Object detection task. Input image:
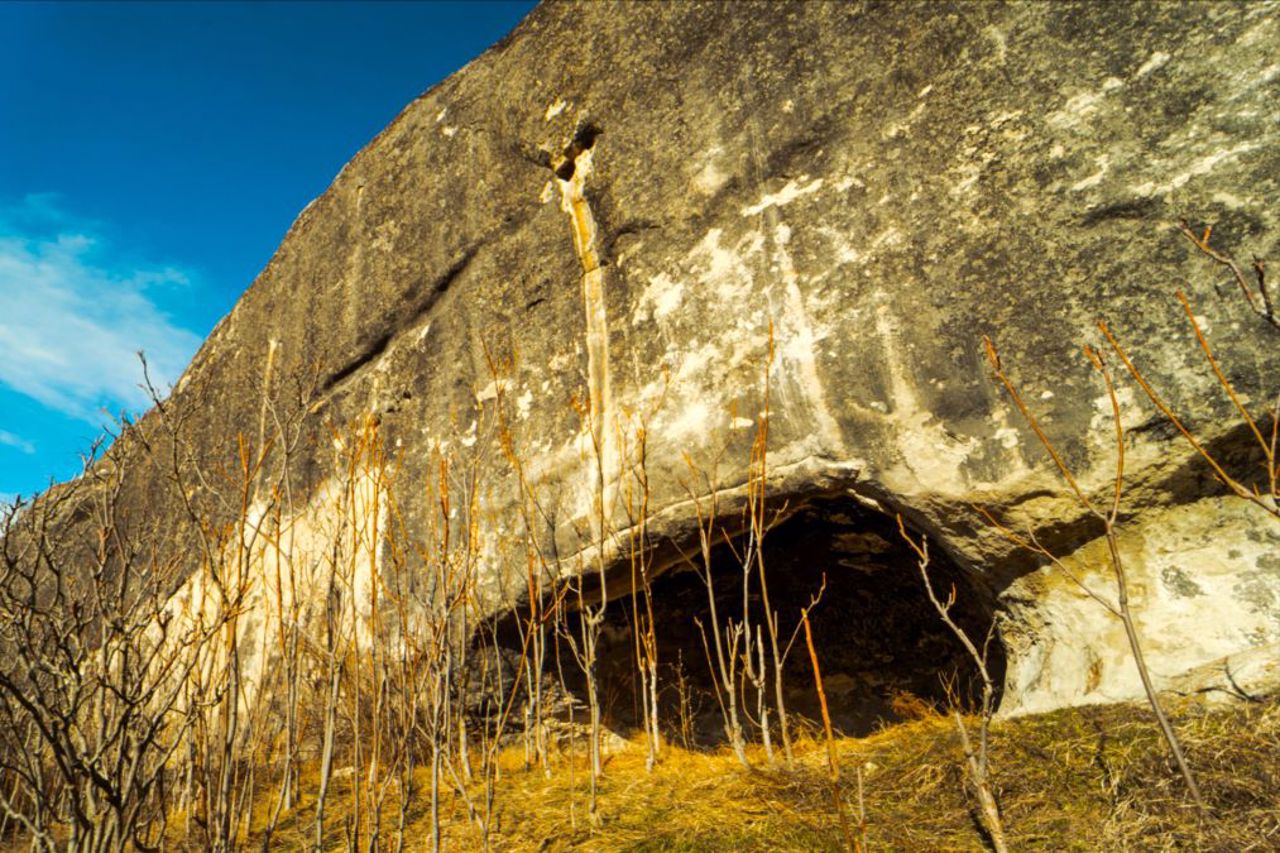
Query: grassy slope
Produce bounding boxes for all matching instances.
[246,694,1279,852]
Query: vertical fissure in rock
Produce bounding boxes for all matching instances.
[556,124,616,520]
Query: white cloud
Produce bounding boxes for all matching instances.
[0,195,203,423]
[0,430,35,454]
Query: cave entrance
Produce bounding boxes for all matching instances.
[550,496,1005,743]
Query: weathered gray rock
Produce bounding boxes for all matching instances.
[54,1,1280,716]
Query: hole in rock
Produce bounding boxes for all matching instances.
[571,122,600,151]
[554,158,576,181]
[502,497,1005,745]
[553,122,602,181]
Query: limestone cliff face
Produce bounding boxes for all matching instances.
[88,1,1280,713]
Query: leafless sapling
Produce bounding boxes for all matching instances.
[898,516,1007,853]
[982,337,1208,816]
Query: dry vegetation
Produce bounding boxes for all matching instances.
[0,224,1274,852]
[214,694,1280,852]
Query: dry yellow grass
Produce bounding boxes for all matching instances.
[185,694,1278,852]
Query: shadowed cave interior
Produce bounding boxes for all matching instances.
[499,498,1006,743]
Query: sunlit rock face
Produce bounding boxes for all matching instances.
[56,1,1280,716]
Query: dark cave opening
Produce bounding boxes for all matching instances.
[503,497,1006,744]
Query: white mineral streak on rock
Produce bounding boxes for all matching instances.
[667,399,712,440]
[1251,62,1279,87]
[475,378,507,403]
[164,464,389,717]
[1166,142,1260,191]
[1070,153,1111,192]
[544,98,567,121]
[804,224,863,273]
[869,227,904,251]
[633,271,684,323]
[1135,50,1171,78]
[1046,90,1108,130]
[691,145,729,195]
[692,228,754,303]
[515,389,534,420]
[950,147,997,198]
[632,228,773,448]
[741,181,846,457]
[740,176,824,216]
[994,426,1019,449]
[873,303,979,495]
[557,144,617,521]
[1088,384,1143,435]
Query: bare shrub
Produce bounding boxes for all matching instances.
[981,337,1207,816]
[798,587,858,853]
[0,438,235,852]
[898,517,1007,853]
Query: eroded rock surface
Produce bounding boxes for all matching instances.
[55,1,1280,716]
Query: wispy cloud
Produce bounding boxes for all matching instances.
[0,430,35,454]
[0,195,203,423]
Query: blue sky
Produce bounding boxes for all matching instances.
[0,0,535,504]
